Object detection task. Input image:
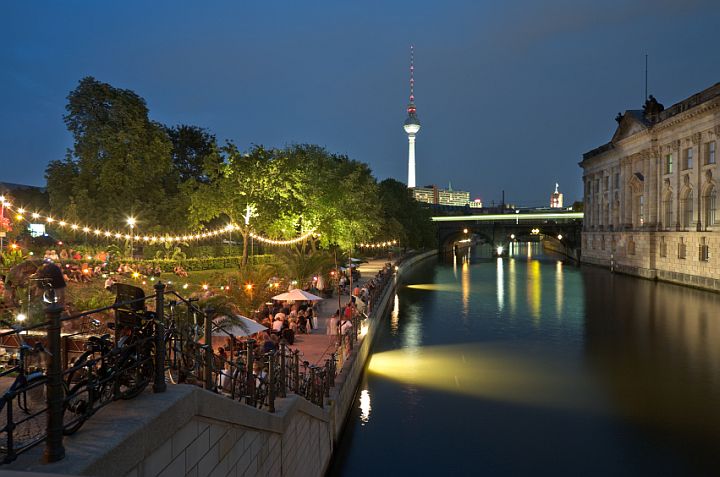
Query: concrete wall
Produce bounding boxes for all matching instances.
[14,251,437,477]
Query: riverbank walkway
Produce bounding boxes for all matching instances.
[288,258,388,365]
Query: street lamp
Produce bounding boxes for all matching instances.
[126,217,136,259]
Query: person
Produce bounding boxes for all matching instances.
[327,310,339,336]
[340,316,353,336]
[272,313,285,333]
[104,275,116,290]
[35,259,67,307]
[297,310,308,334]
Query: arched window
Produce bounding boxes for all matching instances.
[662,192,673,229]
[705,186,717,227]
[681,189,694,229]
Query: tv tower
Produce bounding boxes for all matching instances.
[404,45,420,188]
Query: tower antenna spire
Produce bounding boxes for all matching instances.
[409,44,415,105]
[403,44,421,188]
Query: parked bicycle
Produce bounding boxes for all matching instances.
[0,322,50,463]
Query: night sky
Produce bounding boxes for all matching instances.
[1,0,719,206]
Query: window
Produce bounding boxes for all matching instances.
[665,154,673,174]
[705,187,717,227]
[707,141,716,165]
[595,179,600,193]
[601,235,605,250]
[659,236,667,258]
[614,172,620,189]
[681,190,694,229]
[604,176,609,191]
[633,194,644,227]
[604,204,610,226]
[678,237,687,259]
[699,237,710,262]
[627,236,636,256]
[683,148,694,170]
[663,195,673,229]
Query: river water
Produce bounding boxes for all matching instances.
[329,243,720,476]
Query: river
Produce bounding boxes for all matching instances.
[329,243,720,476]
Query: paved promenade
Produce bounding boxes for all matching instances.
[290,258,387,365]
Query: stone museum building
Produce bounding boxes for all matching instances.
[580,82,720,290]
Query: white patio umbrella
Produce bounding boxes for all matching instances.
[272,289,324,302]
[212,315,267,338]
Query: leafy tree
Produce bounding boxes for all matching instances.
[189,143,298,265]
[46,77,180,231]
[378,179,436,249]
[166,125,216,184]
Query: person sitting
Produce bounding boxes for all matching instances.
[297,311,308,334]
[272,313,285,334]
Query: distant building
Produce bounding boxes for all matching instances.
[412,184,479,207]
[579,81,720,291]
[550,183,564,208]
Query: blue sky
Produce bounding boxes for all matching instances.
[1,0,719,206]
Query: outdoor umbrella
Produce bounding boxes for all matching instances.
[212,315,267,338]
[271,289,324,302]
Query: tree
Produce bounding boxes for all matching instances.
[166,125,216,184]
[46,77,180,232]
[189,143,298,265]
[378,179,436,249]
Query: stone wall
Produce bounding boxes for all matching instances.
[583,231,720,291]
[14,251,438,477]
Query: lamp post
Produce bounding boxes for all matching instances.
[126,217,136,259]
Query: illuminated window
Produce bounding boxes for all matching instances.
[683,148,694,170]
[705,187,717,227]
[706,141,716,165]
[680,189,693,229]
[665,154,673,174]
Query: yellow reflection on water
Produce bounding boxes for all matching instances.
[462,260,470,316]
[527,260,541,320]
[556,261,564,317]
[390,294,400,335]
[359,389,371,424]
[406,284,461,292]
[496,257,504,312]
[509,258,516,314]
[367,344,599,413]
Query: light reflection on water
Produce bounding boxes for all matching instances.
[332,244,720,476]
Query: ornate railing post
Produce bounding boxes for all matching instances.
[324,358,331,398]
[267,351,276,413]
[204,308,214,391]
[153,281,166,393]
[292,349,300,393]
[309,365,316,404]
[43,302,65,463]
[279,340,287,397]
[245,339,255,406]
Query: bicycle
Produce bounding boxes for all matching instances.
[0,323,50,462]
[62,333,118,435]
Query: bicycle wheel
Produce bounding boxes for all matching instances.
[63,380,92,435]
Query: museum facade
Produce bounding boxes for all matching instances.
[580,82,720,290]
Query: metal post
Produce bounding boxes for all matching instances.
[245,339,255,405]
[267,352,276,413]
[204,309,214,391]
[292,349,300,393]
[153,282,166,393]
[309,366,316,404]
[43,302,65,463]
[324,358,331,398]
[279,340,287,397]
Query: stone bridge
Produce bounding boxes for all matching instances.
[432,211,584,260]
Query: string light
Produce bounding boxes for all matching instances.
[6,203,316,246]
[249,229,317,245]
[359,240,398,248]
